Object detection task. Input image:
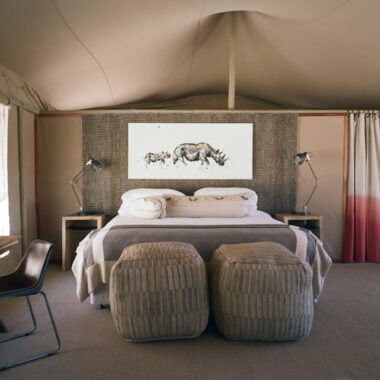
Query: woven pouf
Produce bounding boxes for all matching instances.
[110,242,209,342]
[210,242,314,341]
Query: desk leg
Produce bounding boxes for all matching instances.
[62,219,68,271]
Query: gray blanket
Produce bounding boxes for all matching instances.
[72,224,331,302]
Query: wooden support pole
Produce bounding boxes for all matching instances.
[228,12,237,110]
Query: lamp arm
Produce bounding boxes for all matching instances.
[70,181,83,213]
[302,161,320,213]
[69,167,86,213]
[70,167,85,183]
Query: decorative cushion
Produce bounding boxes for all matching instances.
[166,193,256,218]
[194,187,257,210]
[129,196,166,219]
[118,188,184,215]
[210,242,314,341]
[110,242,209,342]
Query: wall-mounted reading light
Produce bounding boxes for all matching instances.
[69,157,103,214]
[294,152,319,215]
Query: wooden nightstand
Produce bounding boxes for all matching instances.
[61,214,106,271]
[274,213,323,239]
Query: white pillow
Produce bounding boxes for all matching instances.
[166,194,256,218]
[121,188,185,204]
[193,187,258,211]
[118,203,132,216]
[129,197,166,219]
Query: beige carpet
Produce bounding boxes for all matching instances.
[1,263,380,379]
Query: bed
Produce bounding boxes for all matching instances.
[71,188,332,306]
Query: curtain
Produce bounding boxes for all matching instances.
[344,111,380,262]
[0,104,9,235]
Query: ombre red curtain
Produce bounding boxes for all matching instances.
[344,111,380,262]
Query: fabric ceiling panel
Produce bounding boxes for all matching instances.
[0,0,379,110]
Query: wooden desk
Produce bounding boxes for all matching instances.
[0,235,18,333]
[0,235,18,256]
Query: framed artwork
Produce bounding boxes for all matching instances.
[128,122,253,179]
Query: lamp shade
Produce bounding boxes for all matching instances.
[86,158,103,171]
[294,152,313,165]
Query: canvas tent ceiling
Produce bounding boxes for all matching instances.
[0,0,379,111]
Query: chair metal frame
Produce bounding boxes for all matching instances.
[0,240,61,371]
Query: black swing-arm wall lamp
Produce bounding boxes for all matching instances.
[294,152,319,215]
[69,157,103,214]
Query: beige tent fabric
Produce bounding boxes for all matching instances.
[1,1,380,111]
[0,64,53,112]
[115,94,283,110]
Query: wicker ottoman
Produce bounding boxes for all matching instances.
[110,242,209,342]
[210,242,314,341]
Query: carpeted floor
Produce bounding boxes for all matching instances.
[1,263,380,379]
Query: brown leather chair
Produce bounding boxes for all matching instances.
[0,239,61,371]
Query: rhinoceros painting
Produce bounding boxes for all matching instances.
[128,122,253,179]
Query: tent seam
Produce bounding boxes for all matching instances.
[51,0,115,105]
[280,0,352,36]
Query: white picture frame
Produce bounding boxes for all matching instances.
[128,123,253,179]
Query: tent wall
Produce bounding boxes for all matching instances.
[298,115,346,258]
[37,115,82,263]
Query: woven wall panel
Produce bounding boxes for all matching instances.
[82,112,297,215]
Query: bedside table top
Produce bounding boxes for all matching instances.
[274,213,322,221]
[62,214,106,222]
